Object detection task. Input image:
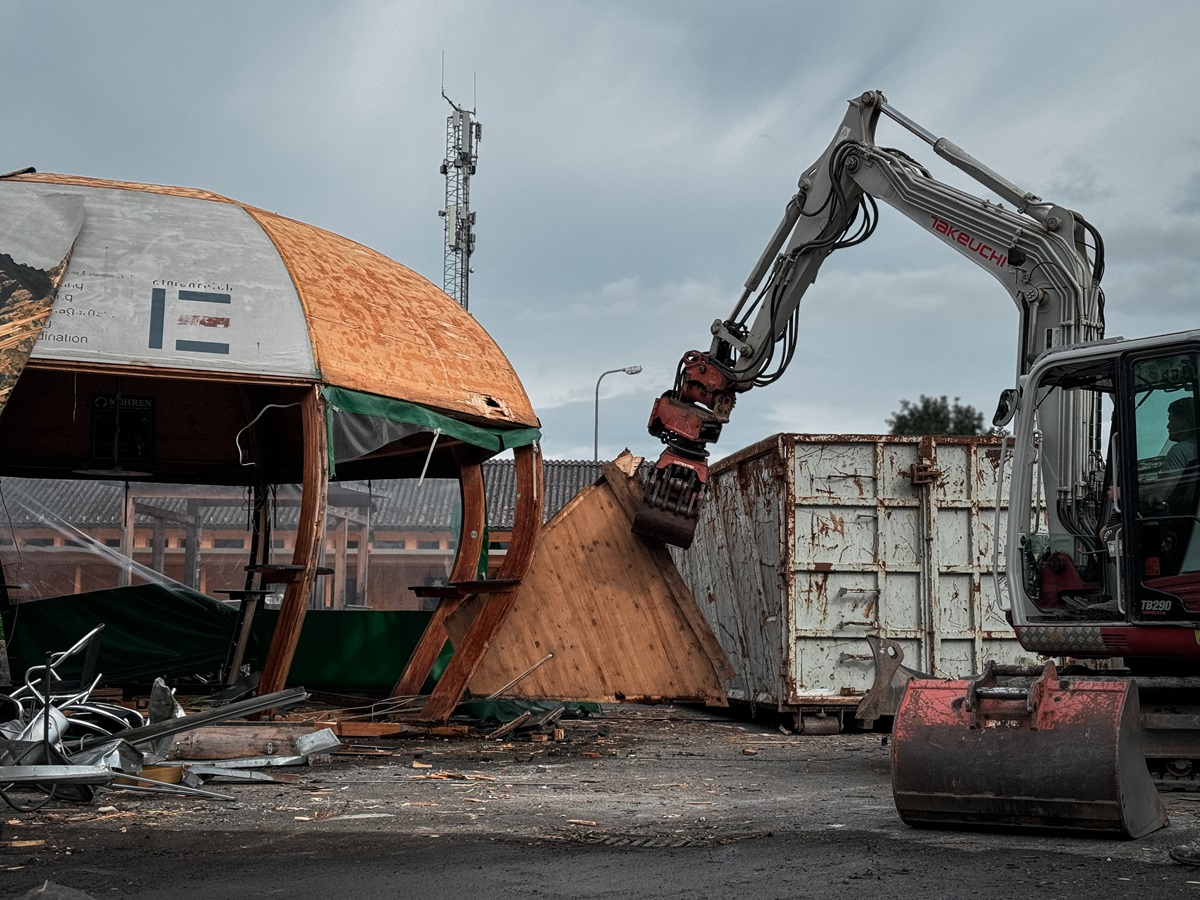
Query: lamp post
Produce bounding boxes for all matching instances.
[594,365,642,461]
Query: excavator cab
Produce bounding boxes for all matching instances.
[1005,341,1200,631]
[1123,355,1200,619]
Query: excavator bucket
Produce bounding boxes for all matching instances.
[891,660,1167,839]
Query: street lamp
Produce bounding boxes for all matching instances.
[594,365,642,461]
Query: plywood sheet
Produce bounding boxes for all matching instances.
[463,453,731,705]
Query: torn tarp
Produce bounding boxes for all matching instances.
[0,188,85,415]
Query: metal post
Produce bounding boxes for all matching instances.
[593,366,642,461]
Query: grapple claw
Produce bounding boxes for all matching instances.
[632,503,699,549]
[632,454,707,549]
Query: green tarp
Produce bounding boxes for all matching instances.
[3,585,450,693]
[252,608,451,694]
[322,385,540,462]
[458,698,601,724]
[3,583,238,683]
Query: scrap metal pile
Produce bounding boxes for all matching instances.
[0,626,337,811]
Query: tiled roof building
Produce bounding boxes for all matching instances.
[0,460,606,611]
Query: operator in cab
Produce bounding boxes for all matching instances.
[1142,399,1199,514]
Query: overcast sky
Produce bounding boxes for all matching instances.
[5,1,1200,461]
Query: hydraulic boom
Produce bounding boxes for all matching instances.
[634,90,1105,547]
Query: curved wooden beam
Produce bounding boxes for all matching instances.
[419,440,544,722]
[391,449,488,698]
[257,386,328,697]
[494,443,544,582]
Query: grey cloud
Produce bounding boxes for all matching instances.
[1170,173,1200,216]
[3,1,1200,460]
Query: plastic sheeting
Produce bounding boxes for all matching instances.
[0,181,319,378]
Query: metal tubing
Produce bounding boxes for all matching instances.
[75,687,309,751]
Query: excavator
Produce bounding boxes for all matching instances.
[633,90,1200,838]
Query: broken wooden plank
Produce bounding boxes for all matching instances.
[484,710,532,740]
[164,722,330,760]
[320,721,469,739]
[525,704,567,729]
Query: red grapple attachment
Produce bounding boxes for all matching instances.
[890,660,1168,839]
[634,350,738,549]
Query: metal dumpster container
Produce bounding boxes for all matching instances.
[674,433,1038,728]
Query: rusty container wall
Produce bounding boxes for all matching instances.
[675,433,1038,717]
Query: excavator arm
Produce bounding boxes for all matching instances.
[635,90,1105,547]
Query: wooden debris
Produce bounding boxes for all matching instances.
[165,722,328,761]
[138,765,184,784]
[484,710,532,740]
[525,704,567,729]
[332,747,394,758]
[319,721,468,739]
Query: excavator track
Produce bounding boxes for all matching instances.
[1134,680,1200,792]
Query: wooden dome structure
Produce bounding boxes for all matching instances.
[0,172,543,718]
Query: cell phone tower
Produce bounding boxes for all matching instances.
[438,90,480,311]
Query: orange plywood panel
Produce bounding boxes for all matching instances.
[463,454,731,705]
[244,206,537,428]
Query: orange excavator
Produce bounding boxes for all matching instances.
[634,90,1200,838]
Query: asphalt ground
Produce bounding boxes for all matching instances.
[5,704,1200,899]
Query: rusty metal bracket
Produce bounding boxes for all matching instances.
[901,436,942,485]
[903,461,943,485]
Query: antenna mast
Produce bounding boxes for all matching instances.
[438,84,481,311]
